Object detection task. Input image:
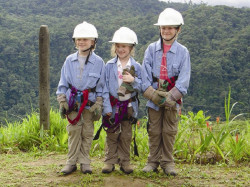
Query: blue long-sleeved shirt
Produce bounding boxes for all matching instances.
[56,51,108,109]
[102,56,142,118]
[141,39,191,111]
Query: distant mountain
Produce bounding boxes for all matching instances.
[0,0,249,124]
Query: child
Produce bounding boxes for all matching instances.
[102,27,142,174]
[56,21,107,175]
[141,8,191,176]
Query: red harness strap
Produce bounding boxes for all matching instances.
[166,77,182,105]
[153,74,182,105]
[67,90,89,125]
[102,95,129,133]
[109,95,118,107]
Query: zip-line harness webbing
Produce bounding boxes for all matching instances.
[66,84,96,125]
[152,74,181,104]
[67,86,89,125]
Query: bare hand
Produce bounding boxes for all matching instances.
[122,71,135,83]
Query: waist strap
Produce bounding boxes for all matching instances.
[152,75,181,104]
[67,85,90,125]
[152,75,178,90]
[69,83,96,93]
[110,94,137,107]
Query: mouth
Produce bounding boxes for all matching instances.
[117,50,124,54]
[163,33,171,36]
[163,34,172,38]
[118,52,126,56]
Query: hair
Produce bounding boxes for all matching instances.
[110,43,135,57]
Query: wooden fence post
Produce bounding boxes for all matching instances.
[39,25,50,130]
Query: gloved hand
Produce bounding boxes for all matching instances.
[143,86,165,106]
[89,97,103,121]
[156,90,176,108]
[117,82,134,96]
[117,66,136,96]
[59,101,69,118]
[57,94,69,119]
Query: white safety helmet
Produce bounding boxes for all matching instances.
[154,8,184,26]
[109,27,138,45]
[72,21,98,39]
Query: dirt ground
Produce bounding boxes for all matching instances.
[0,152,249,187]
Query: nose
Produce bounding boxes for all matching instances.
[116,47,123,52]
[163,28,170,32]
[79,39,87,43]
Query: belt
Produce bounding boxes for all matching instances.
[152,74,178,91]
[69,84,96,93]
[110,94,138,107]
[152,75,178,84]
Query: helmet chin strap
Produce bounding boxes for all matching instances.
[81,46,92,53]
[162,33,176,42]
[161,33,177,42]
[76,39,97,64]
[75,38,97,53]
[160,27,180,42]
[81,46,94,65]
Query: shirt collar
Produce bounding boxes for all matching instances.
[71,51,95,64]
[71,51,78,61]
[117,57,131,69]
[155,39,178,54]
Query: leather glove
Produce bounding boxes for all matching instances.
[57,94,66,103]
[59,101,68,119]
[169,87,183,101]
[117,82,134,96]
[57,94,69,119]
[89,97,103,121]
[143,86,165,106]
[156,90,176,108]
[118,66,136,97]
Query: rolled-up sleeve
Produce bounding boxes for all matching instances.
[102,65,112,115]
[131,62,142,93]
[56,60,69,96]
[95,61,106,97]
[141,46,154,92]
[175,48,191,95]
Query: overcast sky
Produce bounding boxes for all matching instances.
[159,0,250,8]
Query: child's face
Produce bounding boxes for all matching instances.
[160,26,178,42]
[75,38,94,51]
[115,43,132,61]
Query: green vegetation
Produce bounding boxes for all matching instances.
[1,109,249,164]
[0,0,249,124]
[0,88,249,186]
[0,109,249,186]
[1,1,249,185]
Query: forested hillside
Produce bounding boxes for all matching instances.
[0,0,249,124]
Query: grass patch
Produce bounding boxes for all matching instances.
[0,152,249,187]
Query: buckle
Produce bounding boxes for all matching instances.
[108,118,115,125]
[129,117,137,124]
[115,124,121,134]
[87,100,91,106]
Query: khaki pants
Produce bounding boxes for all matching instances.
[104,107,133,166]
[147,107,178,169]
[66,109,94,165]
